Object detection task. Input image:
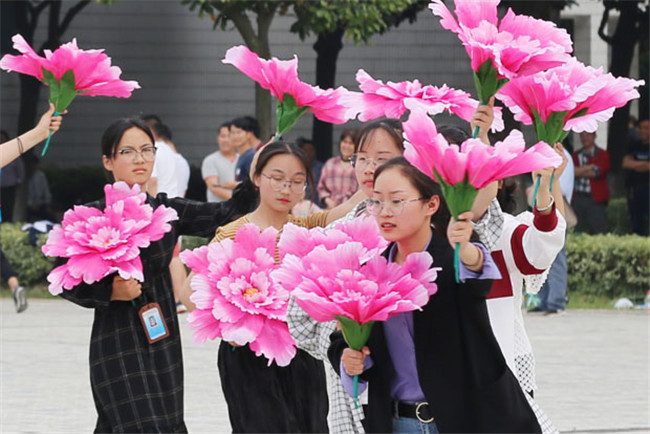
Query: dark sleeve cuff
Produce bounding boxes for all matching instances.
[533,202,558,232]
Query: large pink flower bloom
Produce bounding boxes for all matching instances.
[223,45,353,135]
[277,215,389,263]
[274,244,437,325]
[429,0,572,102]
[181,224,296,367]
[344,69,504,132]
[42,182,178,295]
[0,34,139,111]
[497,58,645,141]
[274,219,438,350]
[403,108,561,217]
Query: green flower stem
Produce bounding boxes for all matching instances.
[41,111,60,156]
[454,242,460,283]
[335,316,375,408]
[472,101,486,139]
[531,174,541,208]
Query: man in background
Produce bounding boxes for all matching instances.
[202,121,238,202]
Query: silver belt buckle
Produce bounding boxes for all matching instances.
[415,402,434,423]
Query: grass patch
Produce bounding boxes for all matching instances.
[0,283,55,300]
[567,293,634,310]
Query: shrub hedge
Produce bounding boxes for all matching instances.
[606,197,631,235]
[2,221,647,299]
[566,232,649,298]
[0,223,55,286]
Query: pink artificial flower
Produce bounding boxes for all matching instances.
[181,224,296,367]
[429,0,572,102]
[277,215,389,263]
[402,108,562,209]
[273,241,438,326]
[42,182,178,295]
[0,34,139,103]
[223,45,353,134]
[497,58,645,137]
[344,69,504,131]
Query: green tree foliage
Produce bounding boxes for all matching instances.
[291,0,423,44]
[291,0,426,159]
[182,0,426,149]
[182,0,291,140]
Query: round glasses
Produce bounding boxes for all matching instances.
[261,173,307,194]
[350,154,394,169]
[117,146,157,162]
[366,197,426,216]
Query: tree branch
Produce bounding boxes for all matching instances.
[218,4,258,50]
[598,2,614,45]
[58,0,91,36]
[256,3,278,58]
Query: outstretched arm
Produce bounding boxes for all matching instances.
[1,104,64,168]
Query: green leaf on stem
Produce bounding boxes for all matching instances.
[433,172,479,220]
[473,59,509,103]
[42,68,78,112]
[276,93,310,136]
[335,316,375,351]
[532,108,569,146]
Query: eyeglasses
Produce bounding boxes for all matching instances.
[261,173,307,194]
[117,146,157,162]
[366,197,426,216]
[350,154,393,169]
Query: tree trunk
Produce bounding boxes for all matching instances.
[17,75,43,136]
[312,28,345,162]
[255,8,274,141]
[603,2,640,196]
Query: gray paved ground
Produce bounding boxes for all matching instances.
[1,298,648,433]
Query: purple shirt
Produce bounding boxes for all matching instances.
[341,241,501,399]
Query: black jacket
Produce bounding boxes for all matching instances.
[328,231,541,433]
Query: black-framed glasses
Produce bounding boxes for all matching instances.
[117,146,157,162]
[261,173,307,194]
[366,197,426,216]
[350,154,393,169]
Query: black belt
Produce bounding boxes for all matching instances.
[393,401,435,423]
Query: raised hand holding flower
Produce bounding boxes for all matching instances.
[429,0,572,137]
[0,34,140,155]
[403,108,562,280]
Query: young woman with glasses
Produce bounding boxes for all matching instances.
[285,119,406,433]
[196,141,364,433]
[329,156,542,434]
[59,118,243,433]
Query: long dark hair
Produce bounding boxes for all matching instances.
[230,141,313,217]
[373,157,450,235]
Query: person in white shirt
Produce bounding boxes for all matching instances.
[141,116,187,313]
[201,121,238,202]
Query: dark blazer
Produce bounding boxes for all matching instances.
[328,231,541,433]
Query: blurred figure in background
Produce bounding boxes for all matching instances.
[317,129,359,209]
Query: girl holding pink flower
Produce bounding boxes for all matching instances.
[329,156,541,433]
[198,141,364,433]
[59,118,241,433]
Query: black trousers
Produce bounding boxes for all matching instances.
[218,342,328,433]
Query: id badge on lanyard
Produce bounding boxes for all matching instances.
[138,302,170,344]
